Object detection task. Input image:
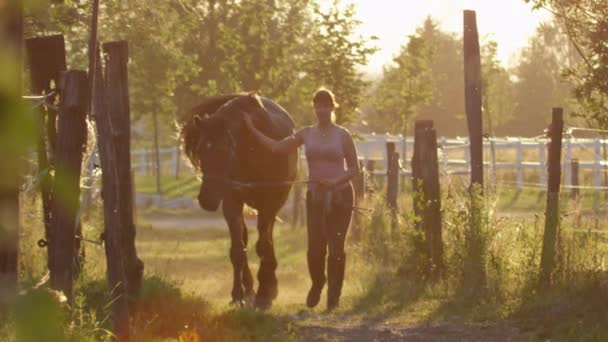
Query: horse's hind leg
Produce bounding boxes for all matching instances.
[254,210,278,309]
[222,197,247,305]
[241,216,255,303]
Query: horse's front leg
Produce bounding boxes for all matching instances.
[241,215,255,304]
[222,196,247,305]
[254,209,278,310]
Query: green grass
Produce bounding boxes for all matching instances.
[135,174,200,199]
[5,184,608,341]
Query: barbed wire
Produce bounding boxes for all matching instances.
[23,90,57,110]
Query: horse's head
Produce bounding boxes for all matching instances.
[180,93,268,211]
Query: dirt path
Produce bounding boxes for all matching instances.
[294,314,527,341]
[140,215,257,230]
[141,214,531,341]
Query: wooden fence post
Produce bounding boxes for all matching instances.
[93,47,129,340]
[0,2,24,306]
[420,125,443,275]
[539,108,564,289]
[593,138,601,207]
[516,141,523,191]
[153,110,162,194]
[386,142,398,211]
[25,34,67,273]
[463,10,484,188]
[538,141,547,191]
[463,9,486,292]
[94,41,144,340]
[570,158,579,200]
[104,39,144,305]
[49,71,88,303]
[366,160,376,193]
[412,120,433,230]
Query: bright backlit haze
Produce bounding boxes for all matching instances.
[322,0,552,74]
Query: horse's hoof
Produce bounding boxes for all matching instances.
[254,296,273,310]
[244,291,256,307]
[270,287,278,300]
[229,299,245,307]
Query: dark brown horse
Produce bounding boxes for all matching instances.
[179,93,298,309]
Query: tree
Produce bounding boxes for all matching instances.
[481,39,516,136]
[525,0,606,128]
[506,21,577,135]
[368,34,434,134]
[297,0,378,125]
[174,0,315,120]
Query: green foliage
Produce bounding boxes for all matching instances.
[370,26,434,134]
[507,20,579,135]
[297,0,378,125]
[368,17,465,136]
[481,39,516,134]
[526,0,608,129]
[12,288,67,342]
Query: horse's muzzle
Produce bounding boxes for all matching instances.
[198,191,221,211]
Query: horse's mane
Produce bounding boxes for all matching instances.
[178,93,266,172]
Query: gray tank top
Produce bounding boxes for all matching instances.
[302,126,349,191]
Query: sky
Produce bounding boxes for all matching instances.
[323,0,553,74]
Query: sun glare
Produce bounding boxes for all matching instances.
[322,0,552,73]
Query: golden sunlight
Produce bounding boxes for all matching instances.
[325,0,552,73]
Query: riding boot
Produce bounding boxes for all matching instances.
[327,254,345,311]
[306,251,326,308]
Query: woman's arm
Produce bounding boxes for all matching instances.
[243,114,304,154]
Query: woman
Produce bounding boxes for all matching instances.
[242,88,360,311]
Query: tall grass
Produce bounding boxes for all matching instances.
[4,182,608,341]
[348,184,608,336]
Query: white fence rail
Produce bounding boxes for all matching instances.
[128,134,608,191]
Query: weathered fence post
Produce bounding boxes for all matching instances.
[538,141,547,191]
[350,159,366,241]
[0,2,24,306]
[516,141,523,191]
[93,48,129,340]
[104,39,144,305]
[386,142,398,211]
[419,124,443,275]
[412,120,433,230]
[25,35,67,274]
[570,158,579,200]
[489,137,497,190]
[353,159,365,202]
[49,71,88,302]
[463,10,486,292]
[539,108,564,289]
[593,138,601,207]
[94,41,144,340]
[463,10,484,189]
[366,160,376,193]
[564,136,572,190]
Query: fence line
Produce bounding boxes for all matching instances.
[122,134,608,192]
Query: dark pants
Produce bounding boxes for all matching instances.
[306,184,354,307]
